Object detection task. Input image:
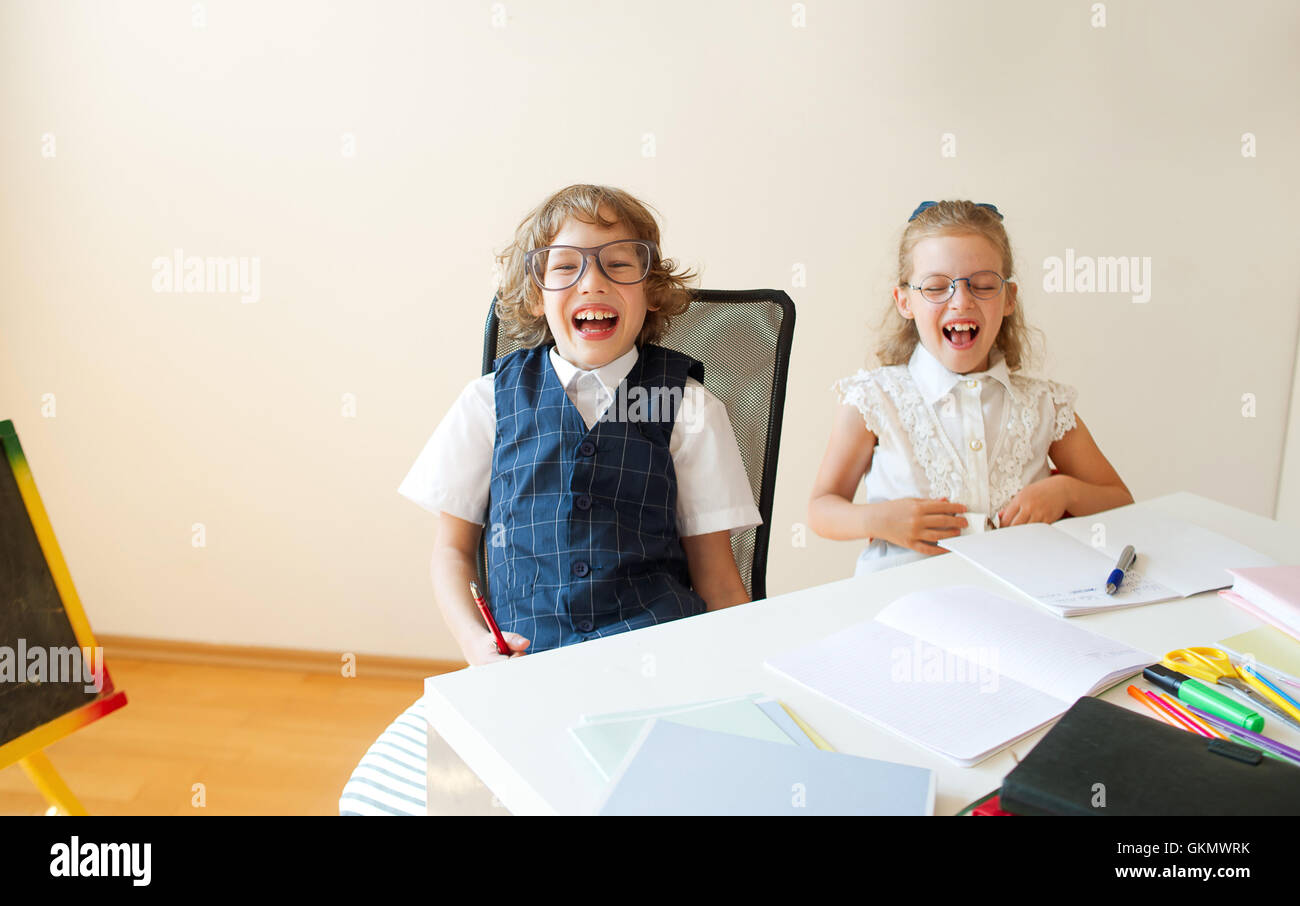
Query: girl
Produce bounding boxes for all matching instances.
[809,200,1132,575]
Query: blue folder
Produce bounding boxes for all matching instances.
[597,719,936,816]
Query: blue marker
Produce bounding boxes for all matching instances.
[1242,663,1300,713]
[1105,545,1137,595]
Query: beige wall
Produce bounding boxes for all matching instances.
[2,0,1297,659]
[1278,336,1300,528]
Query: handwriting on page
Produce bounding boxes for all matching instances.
[1038,568,1171,606]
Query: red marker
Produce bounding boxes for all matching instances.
[470,581,511,655]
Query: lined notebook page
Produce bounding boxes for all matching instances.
[877,586,1151,701]
[764,586,1152,765]
[765,621,1063,765]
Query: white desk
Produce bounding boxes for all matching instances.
[424,493,1300,815]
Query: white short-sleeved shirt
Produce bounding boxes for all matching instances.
[833,343,1078,575]
[399,346,762,538]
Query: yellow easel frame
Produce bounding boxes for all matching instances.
[1,420,127,814]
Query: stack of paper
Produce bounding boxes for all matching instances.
[571,694,817,780]
[939,509,1275,616]
[1219,627,1300,688]
[1221,566,1300,642]
[763,585,1152,766]
[597,721,935,816]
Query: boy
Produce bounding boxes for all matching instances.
[399,185,761,665]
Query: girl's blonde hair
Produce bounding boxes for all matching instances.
[495,185,696,348]
[877,200,1041,371]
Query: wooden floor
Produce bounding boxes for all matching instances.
[0,657,435,816]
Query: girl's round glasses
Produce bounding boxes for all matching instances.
[905,271,1011,304]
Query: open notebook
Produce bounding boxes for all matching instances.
[939,509,1275,616]
[764,585,1152,766]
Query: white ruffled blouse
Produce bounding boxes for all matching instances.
[833,343,1078,575]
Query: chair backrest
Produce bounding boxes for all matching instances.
[476,289,795,601]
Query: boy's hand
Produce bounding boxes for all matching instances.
[465,631,530,666]
[998,476,1070,527]
[874,497,968,556]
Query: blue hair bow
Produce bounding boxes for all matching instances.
[908,201,1003,222]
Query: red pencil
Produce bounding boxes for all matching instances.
[470,581,511,655]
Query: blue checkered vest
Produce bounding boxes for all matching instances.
[487,343,707,651]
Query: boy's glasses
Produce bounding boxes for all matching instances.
[905,271,1011,303]
[525,240,657,291]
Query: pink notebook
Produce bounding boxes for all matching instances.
[1220,566,1300,640]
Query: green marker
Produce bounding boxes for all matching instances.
[1143,664,1264,732]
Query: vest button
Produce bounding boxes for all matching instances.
[575,619,594,633]
[578,441,596,457]
[573,560,590,577]
[575,493,592,511]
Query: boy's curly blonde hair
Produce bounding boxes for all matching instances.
[495,185,696,348]
[876,200,1042,371]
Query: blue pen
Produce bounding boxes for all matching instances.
[1105,545,1137,595]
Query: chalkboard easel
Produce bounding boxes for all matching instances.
[1,419,127,814]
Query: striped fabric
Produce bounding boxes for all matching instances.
[339,695,509,816]
[339,697,428,816]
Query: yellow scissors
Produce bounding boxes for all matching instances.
[1162,647,1300,731]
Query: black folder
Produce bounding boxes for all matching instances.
[1000,696,1300,815]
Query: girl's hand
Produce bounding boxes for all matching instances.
[465,631,530,666]
[874,497,968,556]
[998,476,1071,527]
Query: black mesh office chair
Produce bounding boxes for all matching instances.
[476,289,795,602]
[341,289,795,816]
